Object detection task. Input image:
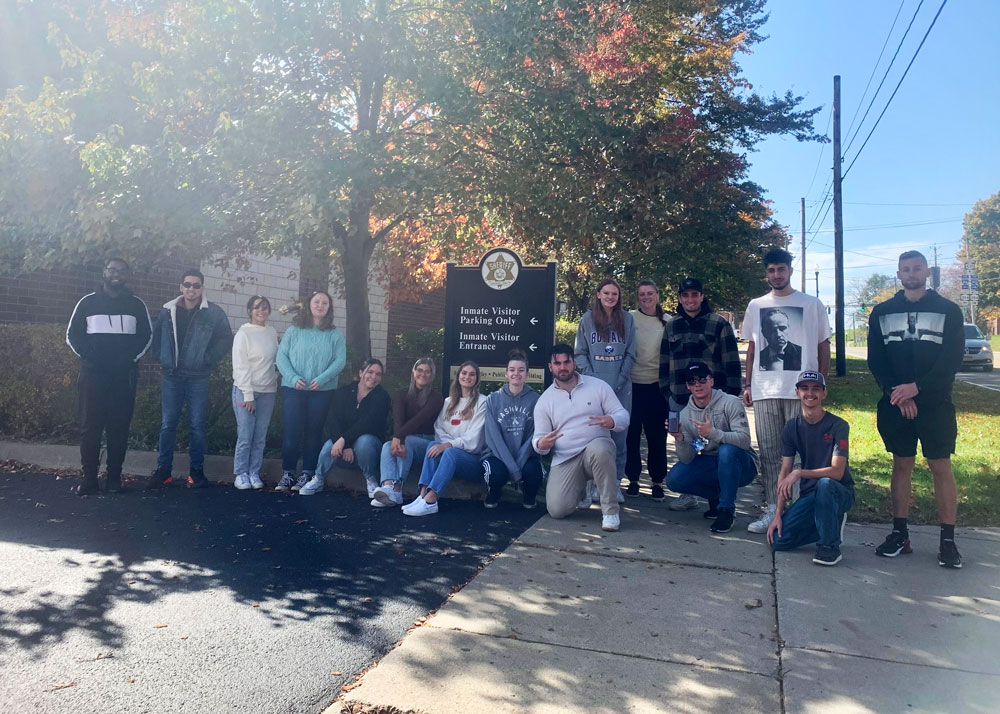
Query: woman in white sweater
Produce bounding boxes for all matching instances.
[402,361,486,516]
[232,295,279,490]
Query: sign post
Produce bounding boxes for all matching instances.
[443,249,557,391]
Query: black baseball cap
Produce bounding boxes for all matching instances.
[678,278,703,293]
[683,362,712,379]
[795,370,827,388]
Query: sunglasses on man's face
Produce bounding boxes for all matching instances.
[182,281,203,289]
[685,376,709,385]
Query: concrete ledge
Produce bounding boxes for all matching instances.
[0,440,488,500]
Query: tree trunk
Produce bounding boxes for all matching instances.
[340,225,376,364]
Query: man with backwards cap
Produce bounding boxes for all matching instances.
[767,370,854,566]
[665,361,758,534]
[658,277,742,513]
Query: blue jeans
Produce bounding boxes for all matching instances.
[158,375,210,471]
[232,387,276,477]
[772,478,855,550]
[666,443,757,510]
[419,443,484,495]
[379,434,433,485]
[280,387,334,473]
[315,434,382,484]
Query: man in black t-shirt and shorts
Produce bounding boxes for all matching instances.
[868,250,964,569]
[767,371,854,566]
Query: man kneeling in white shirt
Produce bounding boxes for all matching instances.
[533,344,630,532]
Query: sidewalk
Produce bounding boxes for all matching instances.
[334,492,1000,714]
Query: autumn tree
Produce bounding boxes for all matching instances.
[962,190,1000,311]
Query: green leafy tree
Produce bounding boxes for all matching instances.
[962,190,1000,310]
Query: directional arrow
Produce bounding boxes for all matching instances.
[529,344,538,351]
[529,317,538,325]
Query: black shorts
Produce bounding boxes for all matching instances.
[876,394,956,460]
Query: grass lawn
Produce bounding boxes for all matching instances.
[826,356,1000,526]
[991,334,1000,353]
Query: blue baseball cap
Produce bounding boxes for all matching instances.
[796,370,827,388]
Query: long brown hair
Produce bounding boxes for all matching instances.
[448,361,481,419]
[292,290,335,330]
[408,357,436,406]
[591,278,626,342]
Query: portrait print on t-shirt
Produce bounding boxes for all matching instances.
[877,311,945,345]
[758,306,804,372]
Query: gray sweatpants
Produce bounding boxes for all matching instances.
[753,398,801,505]
[546,439,620,518]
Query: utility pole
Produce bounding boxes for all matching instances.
[800,197,806,293]
[832,75,846,377]
[815,270,819,298]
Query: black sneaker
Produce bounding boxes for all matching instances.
[650,484,666,502]
[938,540,963,569]
[187,469,211,489]
[105,475,124,493]
[522,482,539,509]
[875,531,912,557]
[710,507,734,533]
[813,546,842,566]
[625,481,640,497]
[147,468,173,489]
[703,498,719,519]
[75,478,99,496]
[484,485,503,509]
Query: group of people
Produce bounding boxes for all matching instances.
[66,247,966,568]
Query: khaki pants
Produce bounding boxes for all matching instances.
[546,439,619,518]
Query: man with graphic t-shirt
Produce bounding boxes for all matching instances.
[768,371,854,566]
[742,248,831,535]
[868,250,964,569]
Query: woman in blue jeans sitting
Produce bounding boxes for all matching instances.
[275,291,346,491]
[303,358,390,496]
[372,357,444,508]
[231,295,279,490]
[402,361,486,517]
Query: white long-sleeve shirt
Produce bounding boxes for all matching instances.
[231,323,279,401]
[434,395,487,453]
[533,374,630,465]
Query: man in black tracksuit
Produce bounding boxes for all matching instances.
[66,258,153,494]
[868,250,965,569]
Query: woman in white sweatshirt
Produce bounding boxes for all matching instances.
[402,361,486,516]
[232,295,279,490]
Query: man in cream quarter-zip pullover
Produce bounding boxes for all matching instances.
[533,344,630,532]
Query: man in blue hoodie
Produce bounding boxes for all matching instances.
[147,268,232,489]
[482,349,543,509]
[66,258,153,494]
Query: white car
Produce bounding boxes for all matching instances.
[963,323,994,372]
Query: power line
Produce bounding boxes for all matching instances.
[814,217,962,233]
[803,107,833,199]
[842,0,949,180]
[842,201,974,207]
[843,0,907,143]
[843,0,926,156]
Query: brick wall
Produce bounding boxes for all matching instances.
[385,288,446,375]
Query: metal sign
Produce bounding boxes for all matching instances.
[443,249,557,390]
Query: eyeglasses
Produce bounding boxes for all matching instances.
[182,282,203,289]
[685,376,709,385]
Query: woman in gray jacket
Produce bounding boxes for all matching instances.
[482,349,543,509]
[574,278,636,496]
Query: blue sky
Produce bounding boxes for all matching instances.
[739,0,1000,307]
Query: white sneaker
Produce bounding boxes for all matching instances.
[669,494,699,511]
[234,474,252,490]
[249,474,264,490]
[291,472,311,491]
[366,478,379,499]
[602,514,621,532]
[747,504,777,534]
[373,485,403,506]
[402,497,438,517]
[298,475,325,495]
[371,497,390,508]
[275,472,296,491]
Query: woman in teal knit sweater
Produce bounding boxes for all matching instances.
[275,291,346,491]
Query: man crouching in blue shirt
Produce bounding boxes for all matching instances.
[768,370,855,566]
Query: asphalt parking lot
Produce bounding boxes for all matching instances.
[0,473,542,713]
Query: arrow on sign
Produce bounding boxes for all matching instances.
[529,344,538,351]
[529,317,538,325]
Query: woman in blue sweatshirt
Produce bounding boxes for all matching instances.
[482,349,543,509]
[574,278,636,494]
[275,291,346,491]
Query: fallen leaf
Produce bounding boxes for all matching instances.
[261,547,271,551]
[50,682,76,691]
[180,636,189,640]
[153,624,168,629]
[363,597,373,602]
[75,651,114,662]
[335,515,348,520]
[126,678,136,683]
[236,533,247,538]
[331,670,342,676]
[294,519,308,525]
[35,502,47,508]
[127,580,137,585]
[252,603,260,608]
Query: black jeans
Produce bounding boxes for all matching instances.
[78,365,138,483]
[625,381,668,483]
